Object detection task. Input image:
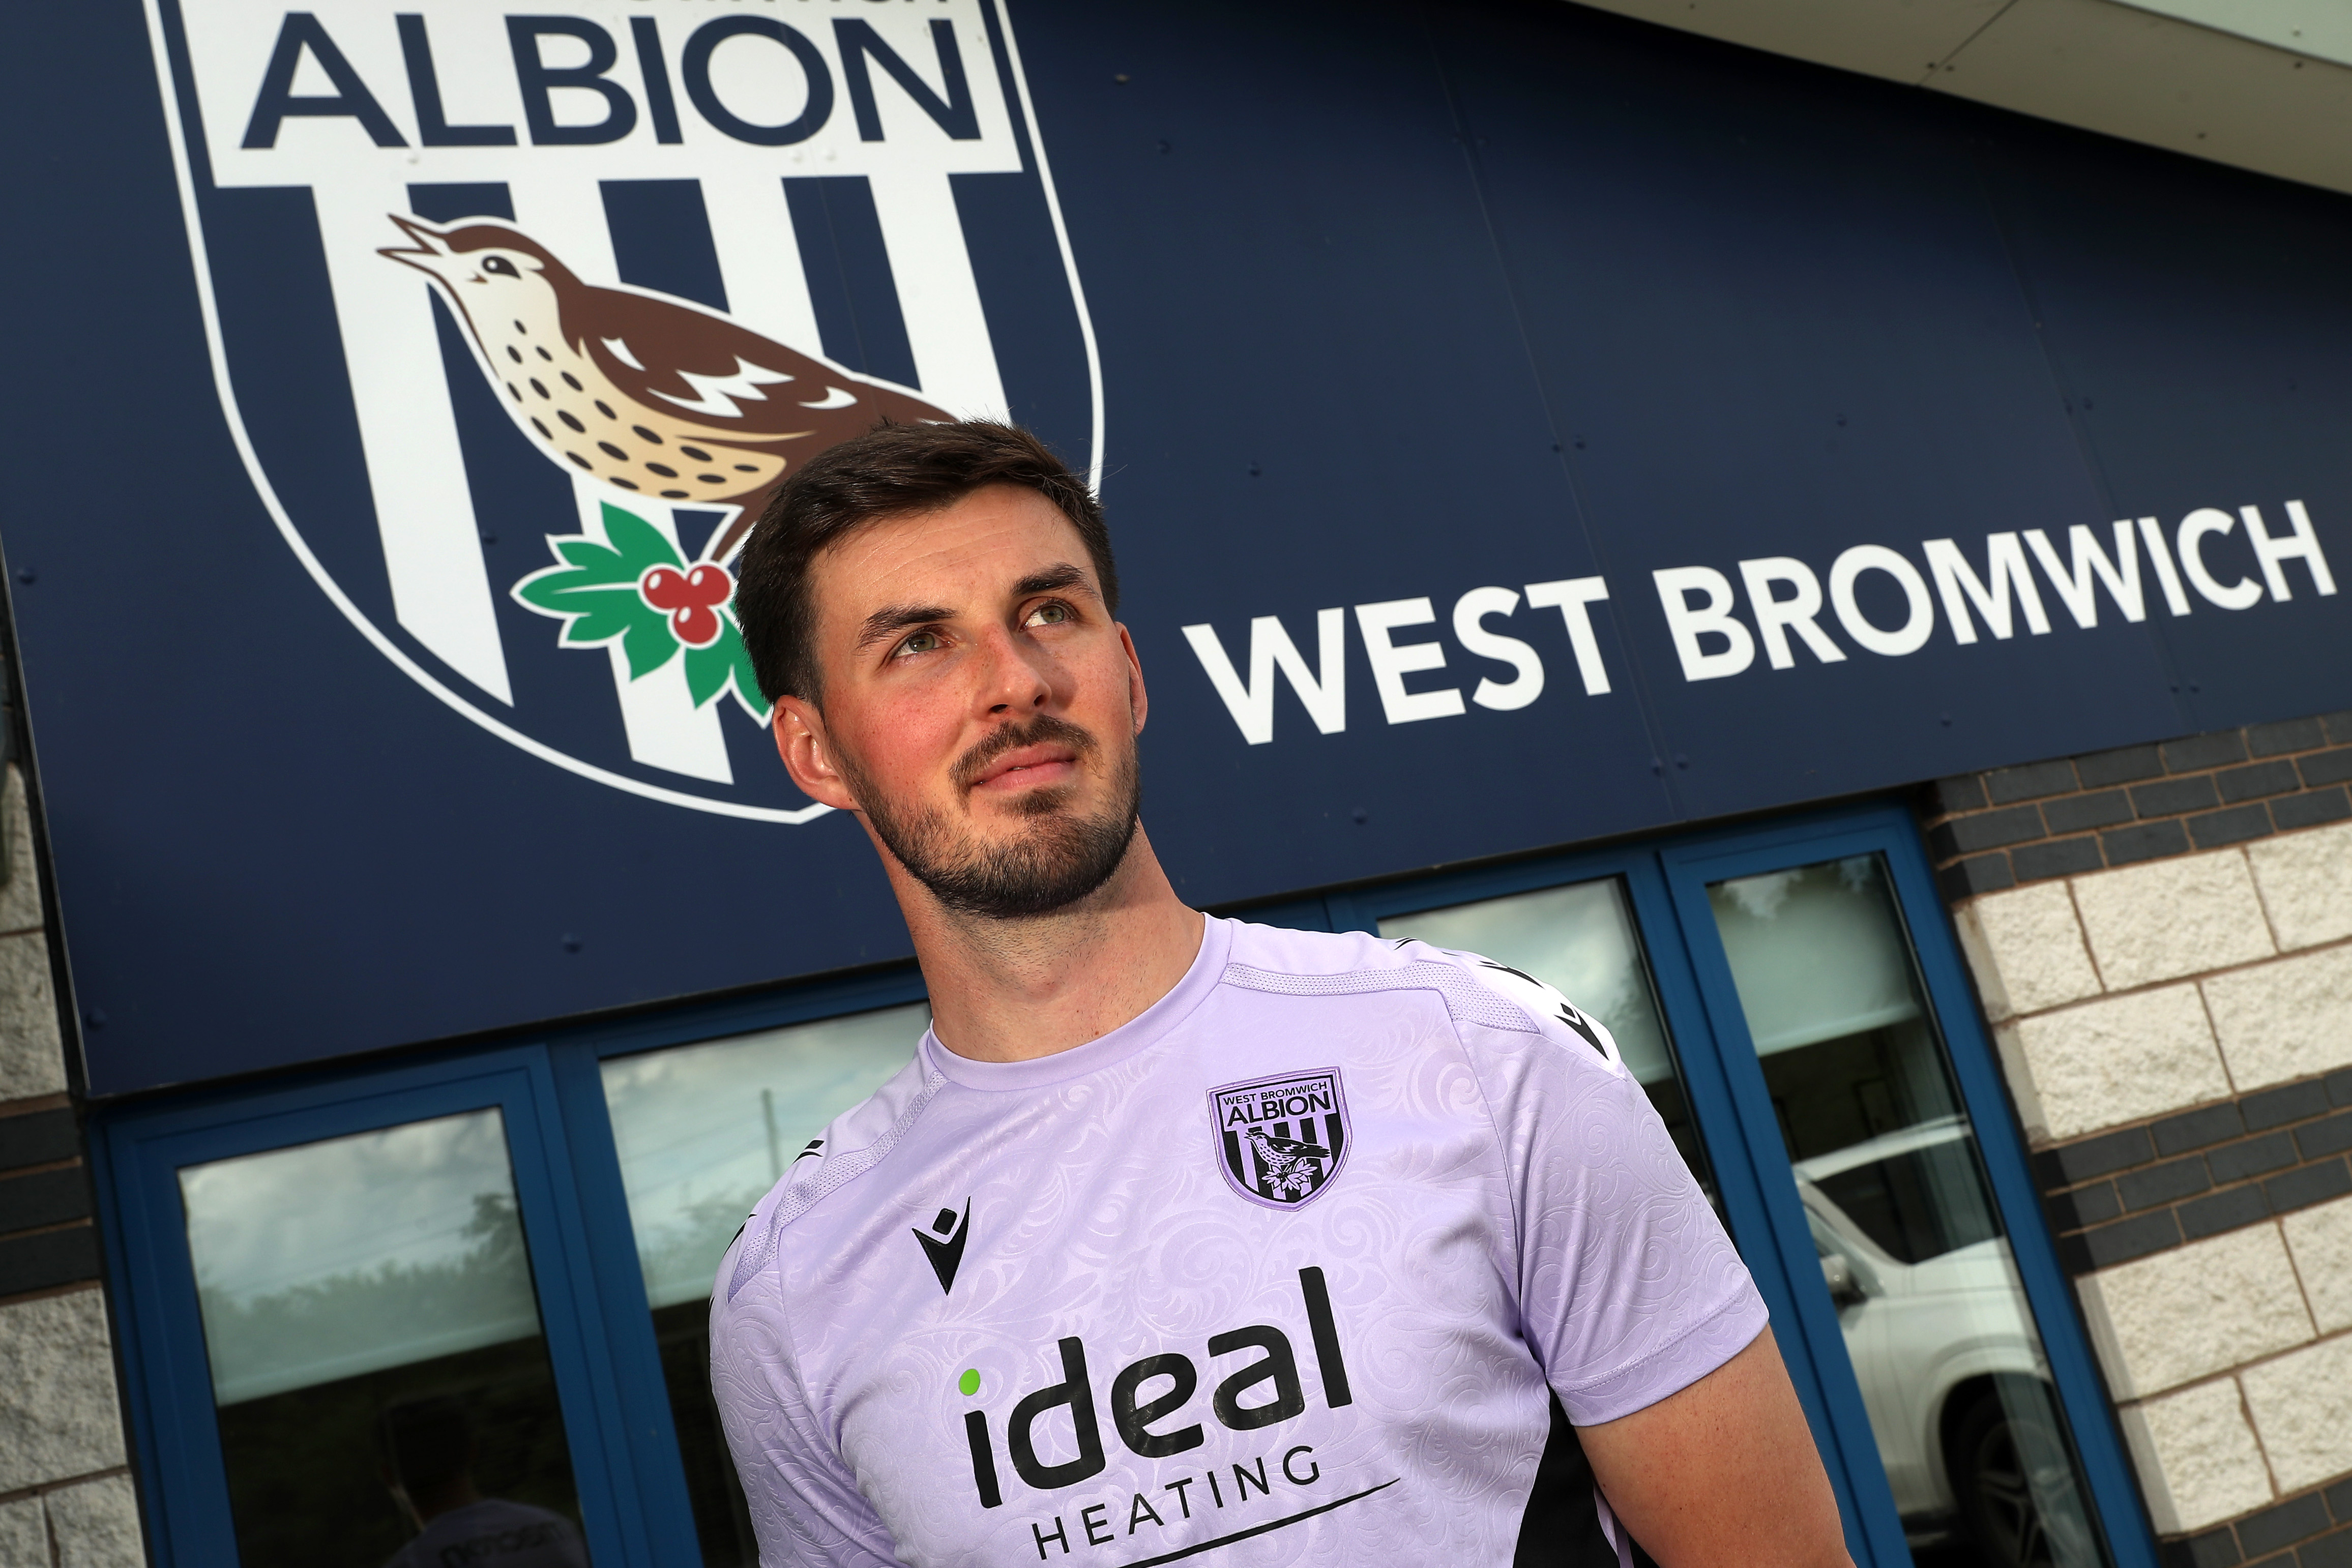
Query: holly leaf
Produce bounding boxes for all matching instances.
[597,505,684,577]
[684,610,769,720]
[615,612,679,681]
[511,504,686,679]
[512,502,772,711]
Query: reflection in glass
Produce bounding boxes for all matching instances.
[602,1003,927,1565]
[1379,877,1711,1189]
[181,1110,587,1568]
[1709,857,2103,1568]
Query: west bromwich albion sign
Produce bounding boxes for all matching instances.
[149,0,1099,819]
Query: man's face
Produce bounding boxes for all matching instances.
[774,484,1145,919]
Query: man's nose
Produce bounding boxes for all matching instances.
[975,624,1054,715]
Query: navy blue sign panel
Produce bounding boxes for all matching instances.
[6,0,2351,1093]
[1070,0,2349,901]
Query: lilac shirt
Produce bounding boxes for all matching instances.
[711,919,1767,1566]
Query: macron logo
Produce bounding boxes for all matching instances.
[915,1200,973,1295]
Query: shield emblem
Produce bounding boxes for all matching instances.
[145,0,1098,821]
[1210,1070,1352,1210]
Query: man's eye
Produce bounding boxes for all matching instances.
[896,630,943,657]
[1026,601,1073,627]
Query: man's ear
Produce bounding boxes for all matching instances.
[773,697,861,812]
[1118,622,1148,735]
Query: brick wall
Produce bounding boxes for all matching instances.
[2160,1477,2352,1568]
[1923,713,2352,902]
[0,761,145,1565]
[2035,1070,2352,1275]
[1939,731,2352,1553]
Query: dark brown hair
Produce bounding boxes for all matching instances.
[733,420,1115,704]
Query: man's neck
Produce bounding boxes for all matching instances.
[407,1476,481,1525]
[888,826,1205,1063]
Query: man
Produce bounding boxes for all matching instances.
[712,421,1851,1566]
[378,1398,589,1568]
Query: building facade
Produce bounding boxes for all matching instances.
[4,1,2351,1565]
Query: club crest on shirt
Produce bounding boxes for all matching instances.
[1210,1070,1351,1210]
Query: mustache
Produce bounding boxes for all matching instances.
[950,714,1100,793]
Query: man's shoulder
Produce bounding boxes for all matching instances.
[1216,920,1628,1074]
[1217,918,1407,975]
[715,1051,943,1309]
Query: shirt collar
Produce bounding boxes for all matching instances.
[920,913,1228,1091]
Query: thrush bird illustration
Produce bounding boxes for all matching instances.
[380,215,947,563]
[1246,1129,1331,1200]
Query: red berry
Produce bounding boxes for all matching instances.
[640,563,734,646]
[640,565,690,611]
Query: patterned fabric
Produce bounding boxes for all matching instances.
[728,1063,948,1303]
[710,919,1768,1566]
[1219,959,1540,1037]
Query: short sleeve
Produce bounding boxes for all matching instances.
[710,1232,904,1567]
[1450,954,1770,1426]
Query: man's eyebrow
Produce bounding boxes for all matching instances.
[852,567,1092,651]
[1014,563,1091,599]
[854,603,955,650]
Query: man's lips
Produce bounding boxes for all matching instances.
[968,744,1080,791]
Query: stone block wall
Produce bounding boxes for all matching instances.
[1933,734,2352,1567]
[0,764,146,1566]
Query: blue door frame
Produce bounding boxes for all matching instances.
[93,1047,668,1568]
[91,802,2152,1567]
[1304,802,2159,1568]
[1660,811,2159,1568]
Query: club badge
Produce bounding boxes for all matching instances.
[1210,1070,1351,1210]
[148,0,1098,821]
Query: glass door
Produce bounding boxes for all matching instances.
[1345,807,2153,1568]
[1657,814,2153,1568]
[182,1109,591,1567]
[95,1049,664,1568]
[1701,853,2098,1568]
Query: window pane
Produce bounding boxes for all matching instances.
[601,1002,927,1566]
[180,1110,588,1568]
[1708,856,2104,1568]
[1378,877,1710,1190]
[1711,867,1922,1054]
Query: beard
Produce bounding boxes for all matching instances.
[839,714,1143,920]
